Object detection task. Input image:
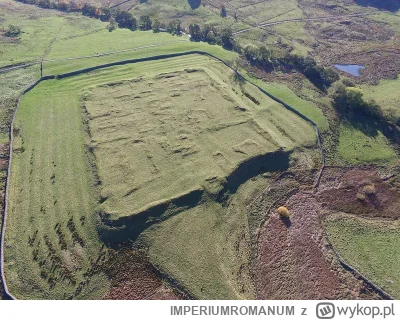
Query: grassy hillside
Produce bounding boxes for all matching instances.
[361,77,400,123]
[0,0,105,67]
[338,121,398,165]
[4,53,316,299]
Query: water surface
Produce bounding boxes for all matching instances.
[334,64,365,77]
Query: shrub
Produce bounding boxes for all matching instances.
[363,184,376,196]
[107,18,118,32]
[277,206,290,218]
[5,25,21,37]
[356,193,366,201]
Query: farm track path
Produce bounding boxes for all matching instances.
[233,11,380,35]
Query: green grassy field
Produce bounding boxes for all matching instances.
[139,173,273,300]
[0,0,105,67]
[325,213,400,298]
[361,77,400,122]
[4,53,316,298]
[4,80,110,299]
[337,121,398,165]
[42,33,237,75]
[84,55,315,217]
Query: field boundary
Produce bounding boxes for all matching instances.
[319,214,395,300]
[0,51,334,300]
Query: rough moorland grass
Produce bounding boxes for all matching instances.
[83,55,315,217]
[139,174,271,300]
[325,213,400,298]
[338,121,398,165]
[0,0,105,67]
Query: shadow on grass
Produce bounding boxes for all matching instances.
[217,149,290,203]
[340,112,400,152]
[99,150,291,247]
[98,189,204,247]
[355,0,400,12]
[188,0,201,9]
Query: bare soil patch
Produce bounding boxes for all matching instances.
[102,249,184,300]
[317,167,400,219]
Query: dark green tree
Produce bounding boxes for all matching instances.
[139,15,152,30]
[152,19,161,32]
[188,0,201,9]
[37,0,51,8]
[220,5,227,17]
[100,8,112,21]
[82,3,97,17]
[189,24,201,40]
[115,11,137,29]
[220,28,233,49]
[176,20,181,35]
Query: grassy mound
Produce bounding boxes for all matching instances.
[83,59,314,217]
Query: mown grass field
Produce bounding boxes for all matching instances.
[4,53,316,298]
[4,80,110,299]
[42,31,237,75]
[325,213,400,298]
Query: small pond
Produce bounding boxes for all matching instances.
[334,64,365,77]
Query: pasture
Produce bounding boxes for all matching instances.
[325,213,400,298]
[0,0,105,67]
[337,120,398,165]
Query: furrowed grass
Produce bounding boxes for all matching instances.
[325,213,400,298]
[5,81,110,299]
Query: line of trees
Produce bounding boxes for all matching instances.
[189,23,234,49]
[242,44,339,91]
[332,82,383,120]
[14,0,179,33]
